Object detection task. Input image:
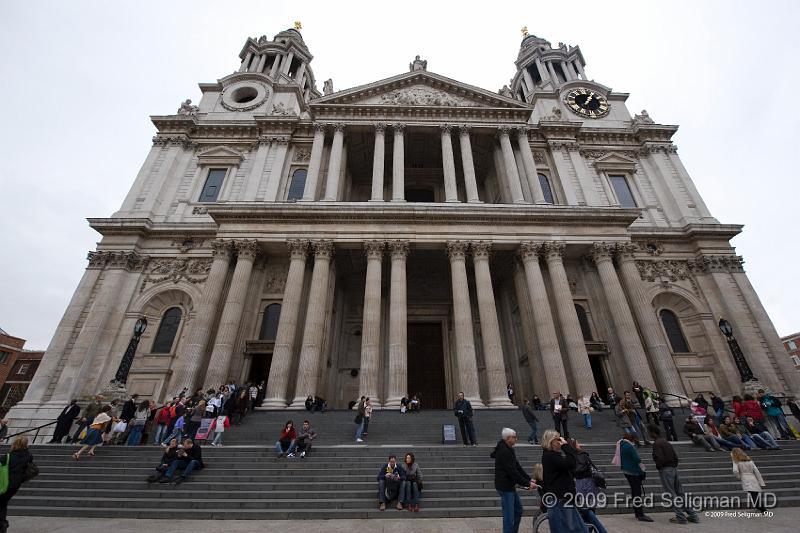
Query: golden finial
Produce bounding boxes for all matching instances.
[294,21,302,30]
[521,26,529,37]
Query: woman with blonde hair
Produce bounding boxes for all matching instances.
[731,448,766,512]
[73,404,114,459]
[540,430,589,532]
[0,437,35,532]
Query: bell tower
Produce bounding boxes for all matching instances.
[237,26,319,102]
[510,30,589,102]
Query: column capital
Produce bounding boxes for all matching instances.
[234,239,259,260]
[374,122,387,134]
[313,122,327,133]
[440,123,453,134]
[287,239,308,260]
[616,242,638,260]
[363,240,386,259]
[446,240,469,260]
[311,240,335,259]
[591,242,616,263]
[515,126,530,139]
[332,123,346,133]
[518,241,544,261]
[459,124,472,135]
[211,239,232,259]
[496,125,512,138]
[393,122,406,133]
[542,241,566,261]
[389,240,410,259]
[471,240,493,259]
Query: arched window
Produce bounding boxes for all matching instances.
[259,303,282,341]
[574,304,593,341]
[660,309,690,353]
[538,173,555,204]
[287,169,307,201]
[151,307,182,353]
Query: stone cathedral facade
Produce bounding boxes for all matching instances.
[9,28,799,427]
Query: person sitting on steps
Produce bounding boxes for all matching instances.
[296,420,317,458]
[377,455,406,511]
[158,438,204,485]
[399,452,423,512]
[275,420,298,458]
[683,416,722,451]
[147,437,179,482]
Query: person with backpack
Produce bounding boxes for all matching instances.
[648,424,699,524]
[757,390,793,439]
[658,399,678,441]
[0,437,36,533]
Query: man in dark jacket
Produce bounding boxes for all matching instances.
[453,392,477,446]
[49,400,80,443]
[549,391,569,438]
[159,438,204,484]
[376,455,405,511]
[521,399,539,444]
[683,416,721,451]
[607,387,621,407]
[649,425,699,524]
[492,428,535,533]
[658,400,678,441]
[120,394,139,423]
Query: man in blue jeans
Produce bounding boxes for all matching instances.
[521,399,539,444]
[491,428,536,533]
[159,438,204,484]
[376,455,405,511]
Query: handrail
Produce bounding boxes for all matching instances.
[2,418,66,444]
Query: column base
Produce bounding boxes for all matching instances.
[258,397,289,409]
[486,396,517,409]
[467,396,488,409]
[467,199,484,204]
[445,199,460,203]
[368,198,386,202]
[513,199,528,204]
[383,397,403,409]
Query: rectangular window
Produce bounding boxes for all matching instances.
[792,355,800,366]
[538,173,555,204]
[0,351,9,364]
[16,363,29,376]
[609,174,637,208]
[198,168,227,203]
[788,340,797,350]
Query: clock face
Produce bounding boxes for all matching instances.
[565,88,610,118]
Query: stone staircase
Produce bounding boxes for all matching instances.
[8,409,800,520]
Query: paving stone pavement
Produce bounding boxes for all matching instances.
[8,509,798,533]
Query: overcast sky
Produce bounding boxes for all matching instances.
[1,1,798,349]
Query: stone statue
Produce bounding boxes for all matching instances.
[542,106,562,121]
[272,102,296,116]
[409,55,427,72]
[257,35,268,44]
[499,85,513,98]
[633,109,655,125]
[177,98,199,116]
[323,78,334,95]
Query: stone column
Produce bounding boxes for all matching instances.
[535,57,551,85]
[281,51,294,76]
[575,61,587,80]
[561,61,574,81]
[497,127,526,203]
[522,69,535,94]
[386,241,409,407]
[547,62,559,84]
[203,240,259,387]
[370,123,386,201]
[256,54,267,73]
[591,243,656,388]
[359,241,385,403]
[392,123,405,201]
[542,242,595,396]
[269,55,281,78]
[302,123,326,201]
[262,240,308,408]
[242,138,271,201]
[515,127,546,204]
[21,256,101,404]
[167,240,232,393]
[617,244,685,398]
[441,125,459,202]
[264,137,289,202]
[295,62,307,86]
[290,241,335,406]
[518,242,569,395]
[323,124,345,201]
[446,241,483,406]
[471,242,512,406]
[458,125,480,203]
[239,51,252,72]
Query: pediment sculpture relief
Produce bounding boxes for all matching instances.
[379,87,478,107]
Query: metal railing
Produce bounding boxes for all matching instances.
[2,418,67,444]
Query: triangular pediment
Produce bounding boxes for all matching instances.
[312,70,530,110]
[593,152,637,170]
[196,145,245,165]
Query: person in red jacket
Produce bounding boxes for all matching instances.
[153,402,172,445]
[275,420,297,458]
[740,394,765,422]
[210,414,230,447]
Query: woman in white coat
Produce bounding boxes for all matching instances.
[577,395,593,429]
[731,448,766,512]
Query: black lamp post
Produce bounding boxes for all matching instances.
[112,317,148,386]
[718,317,756,383]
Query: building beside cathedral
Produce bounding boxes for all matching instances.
[9,27,799,430]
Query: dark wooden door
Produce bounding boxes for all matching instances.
[248,352,274,386]
[407,323,447,409]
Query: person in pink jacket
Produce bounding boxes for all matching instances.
[210,414,230,447]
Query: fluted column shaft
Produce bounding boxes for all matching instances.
[392,124,405,201]
[302,124,326,201]
[519,242,569,395]
[543,242,595,396]
[617,245,685,398]
[291,241,334,405]
[262,241,309,407]
[204,240,258,387]
[446,241,483,406]
[167,241,232,394]
[323,124,345,201]
[592,243,656,387]
[498,128,526,203]
[471,242,511,406]
[386,241,409,407]
[370,124,386,201]
[441,125,458,202]
[459,126,480,203]
[359,241,384,403]
[516,128,546,203]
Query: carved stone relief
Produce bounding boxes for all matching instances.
[140,257,213,293]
